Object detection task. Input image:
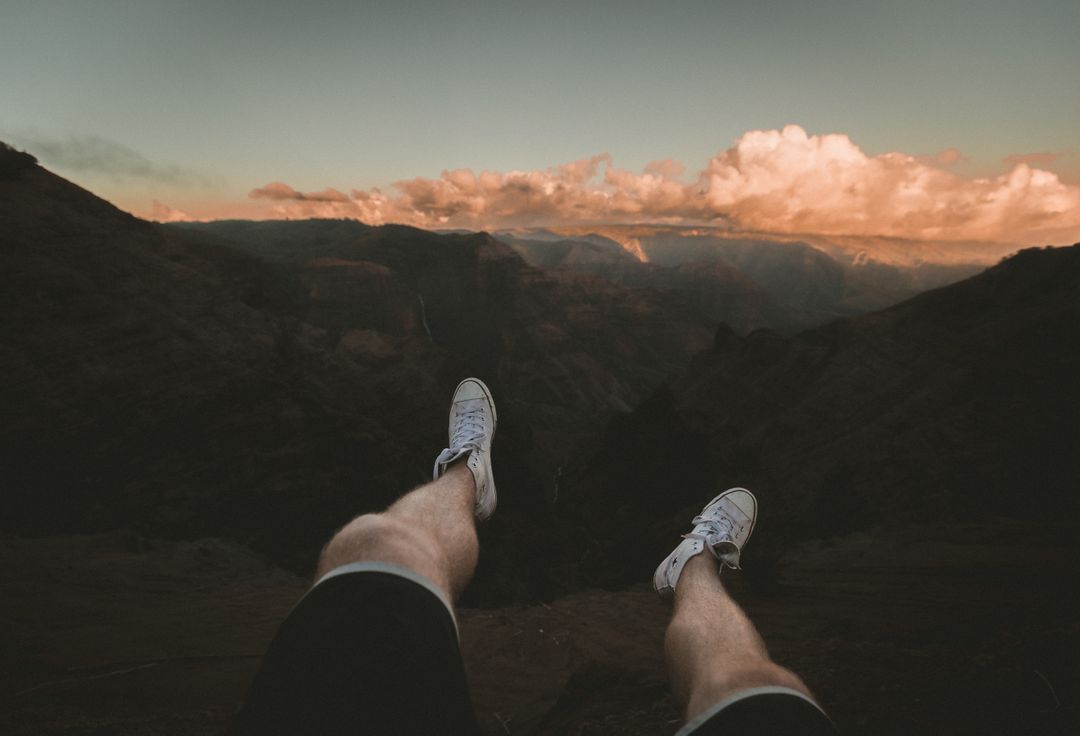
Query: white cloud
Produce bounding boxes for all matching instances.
[248,125,1080,244]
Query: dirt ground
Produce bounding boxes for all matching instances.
[3,520,1078,734]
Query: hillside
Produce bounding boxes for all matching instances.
[561,243,1080,587]
[497,232,796,333]
[3,144,1079,734]
[0,153,716,596]
[531,225,985,305]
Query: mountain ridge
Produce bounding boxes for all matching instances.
[0,153,713,599]
[3,146,1078,603]
[560,242,1080,588]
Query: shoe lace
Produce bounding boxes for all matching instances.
[433,407,487,475]
[682,514,734,545]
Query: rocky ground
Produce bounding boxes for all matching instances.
[4,519,1077,735]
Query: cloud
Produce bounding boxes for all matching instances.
[249,125,1080,244]
[150,199,194,222]
[644,158,686,180]
[249,154,709,227]
[924,148,967,166]
[696,126,1080,243]
[10,132,217,187]
[1003,151,1061,168]
[250,182,349,202]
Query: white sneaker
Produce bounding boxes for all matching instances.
[433,378,498,521]
[653,488,757,600]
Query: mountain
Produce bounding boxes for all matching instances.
[497,233,797,333]
[168,219,717,462]
[0,148,715,597]
[5,142,1076,600]
[559,242,1080,587]
[5,143,1078,735]
[501,226,988,332]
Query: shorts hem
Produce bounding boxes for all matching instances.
[675,685,828,736]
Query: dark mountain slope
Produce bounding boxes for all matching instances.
[499,228,988,334]
[170,219,716,444]
[498,234,795,333]
[0,152,715,598]
[563,243,1080,587]
[0,158,374,554]
[638,233,849,312]
[7,144,1073,601]
[634,231,988,322]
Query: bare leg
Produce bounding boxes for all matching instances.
[665,555,815,721]
[315,462,478,602]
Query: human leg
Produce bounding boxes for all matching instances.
[315,460,479,601]
[665,554,813,719]
[234,378,497,736]
[655,489,835,735]
[315,376,498,601]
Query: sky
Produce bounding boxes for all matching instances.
[2,0,1078,244]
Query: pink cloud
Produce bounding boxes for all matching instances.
[248,126,1080,244]
[150,199,194,222]
[933,145,967,165]
[644,158,685,180]
[697,126,1080,242]
[250,182,350,202]
[1003,151,1061,168]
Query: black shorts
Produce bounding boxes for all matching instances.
[234,565,836,735]
[233,563,478,735]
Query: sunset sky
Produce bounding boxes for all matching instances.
[2,0,1078,244]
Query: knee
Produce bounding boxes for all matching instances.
[316,513,428,578]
